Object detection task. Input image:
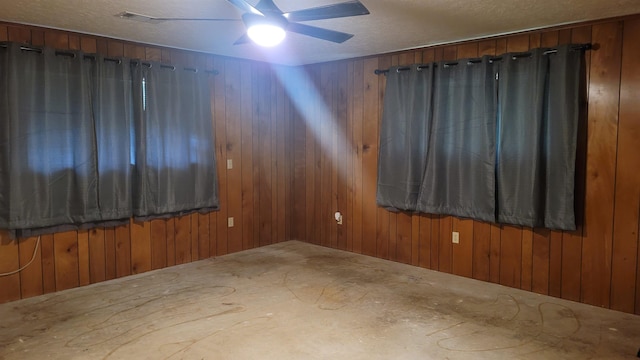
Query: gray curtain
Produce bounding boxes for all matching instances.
[417,57,497,222]
[0,42,218,235]
[0,44,99,231]
[131,62,218,218]
[377,44,581,231]
[377,64,434,211]
[496,45,580,230]
[91,55,134,222]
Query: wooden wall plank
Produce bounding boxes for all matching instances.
[241,61,256,250]
[53,231,79,291]
[397,212,412,264]
[175,215,191,264]
[198,213,210,260]
[491,34,531,290]
[258,63,273,247]
[166,219,176,266]
[104,228,116,280]
[430,215,441,270]
[521,228,533,291]
[611,18,640,313]
[472,222,491,281]
[80,36,97,53]
[145,47,162,62]
[376,56,390,260]
[548,230,563,298]
[330,63,339,248]
[284,69,293,245]
[531,228,550,295]
[291,88,306,241]
[361,57,379,257]
[206,57,218,256]
[345,61,355,250]
[478,40,496,57]
[123,44,145,60]
[150,220,167,270]
[19,236,43,298]
[96,39,108,55]
[442,46,457,61]
[0,233,21,303]
[41,234,56,293]
[337,62,349,250]
[581,21,622,308]
[44,30,69,49]
[190,214,199,260]
[30,30,44,46]
[352,60,364,254]
[374,56,392,261]
[68,35,80,50]
[225,60,243,253]
[130,220,151,274]
[474,41,495,283]
[310,66,323,247]
[214,57,229,255]
[500,225,522,288]
[303,66,317,246]
[270,66,279,246]
[88,228,106,283]
[489,223,501,283]
[438,217,453,273]
[107,41,124,57]
[277,66,289,245]
[7,26,31,43]
[114,225,131,278]
[0,25,8,41]
[418,215,432,268]
[451,42,476,277]
[411,215,420,266]
[560,25,593,303]
[77,230,90,286]
[452,218,474,278]
[320,63,333,248]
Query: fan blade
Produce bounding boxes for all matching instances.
[233,33,252,45]
[284,0,369,22]
[287,23,353,43]
[117,11,238,23]
[255,0,283,14]
[226,0,263,15]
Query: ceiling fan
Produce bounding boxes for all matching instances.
[118,0,370,47]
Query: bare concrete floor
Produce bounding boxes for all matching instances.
[1,240,639,359]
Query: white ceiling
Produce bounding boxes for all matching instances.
[1,0,639,66]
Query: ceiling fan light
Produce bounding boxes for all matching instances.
[247,24,286,47]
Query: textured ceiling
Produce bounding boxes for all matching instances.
[1,0,640,66]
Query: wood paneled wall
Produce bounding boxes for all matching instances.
[0,22,293,303]
[291,16,640,314]
[1,15,639,316]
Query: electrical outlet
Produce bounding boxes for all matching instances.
[334,212,343,225]
[227,159,233,170]
[452,231,460,244]
[228,217,234,227]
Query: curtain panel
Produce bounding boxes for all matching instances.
[132,62,218,219]
[417,57,497,222]
[0,42,218,236]
[0,44,102,231]
[377,44,582,231]
[496,46,581,229]
[377,64,434,211]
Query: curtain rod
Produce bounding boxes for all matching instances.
[373,43,592,75]
[0,43,219,75]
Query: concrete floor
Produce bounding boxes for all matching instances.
[1,241,639,360]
